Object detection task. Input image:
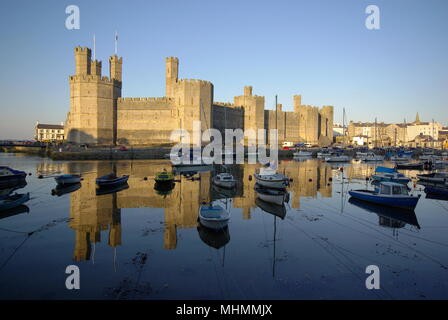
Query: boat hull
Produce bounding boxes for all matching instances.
[212,178,236,189]
[349,190,420,209]
[254,175,289,189]
[0,193,30,211]
[55,175,81,185]
[199,205,230,230]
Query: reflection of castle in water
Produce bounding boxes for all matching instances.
[65,160,333,259]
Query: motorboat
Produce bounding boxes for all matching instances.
[317,150,332,159]
[325,154,351,162]
[96,173,129,187]
[349,182,420,210]
[254,167,289,190]
[255,185,289,206]
[416,172,448,184]
[371,166,410,184]
[0,193,30,211]
[424,185,448,198]
[54,174,81,185]
[212,173,236,189]
[0,166,27,182]
[198,204,230,230]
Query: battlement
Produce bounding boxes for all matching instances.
[109,55,123,63]
[166,56,179,62]
[118,97,174,103]
[69,74,115,84]
[74,46,91,54]
[214,102,234,107]
[178,78,213,86]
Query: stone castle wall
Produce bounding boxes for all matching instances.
[65,46,334,147]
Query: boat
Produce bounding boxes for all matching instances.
[154,181,175,196]
[198,203,230,230]
[0,166,27,182]
[254,167,289,189]
[395,162,424,170]
[197,223,230,249]
[349,182,420,210]
[360,153,384,162]
[96,173,129,187]
[255,185,289,206]
[54,174,81,185]
[317,150,332,159]
[420,153,441,161]
[212,173,236,189]
[432,160,448,169]
[293,150,312,158]
[348,197,420,229]
[324,154,351,162]
[154,170,175,184]
[51,183,81,197]
[417,172,448,184]
[0,193,30,211]
[0,180,27,199]
[0,205,30,220]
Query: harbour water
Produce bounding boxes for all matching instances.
[0,152,447,299]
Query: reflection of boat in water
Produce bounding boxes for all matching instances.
[0,204,30,220]
[0,166,27,183]
[255,198,287,219]
[154,181,175,196]
[212,183,237,199]
[51,183,81,197]
[197,223,230,249]
[0,193,30,211]
[96,174,129,187]
[254,167,289,190]
[417,172,448,184]
[0,180,27,199]
[96,182,129,196]
[172,165,212,176]
[255,185,289,206]
[212,173,236,189]
[348,197,420,229]
[424,184,448,200]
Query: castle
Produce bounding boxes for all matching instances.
[65,47,334,146]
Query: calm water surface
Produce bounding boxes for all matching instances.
[0,153,447,299]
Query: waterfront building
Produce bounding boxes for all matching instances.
[35,122,65,142]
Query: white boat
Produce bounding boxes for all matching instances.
[255,185,289,205]
[390,156,411,162]
[293,150,312,157]
[356,152,369,159]
[212,173,236,189]
[254,167,289,189]
[433,160,448,169]
[325,154,351,162]
[317,151,332,159]
[199,204,230,230]
[360,153,384,162]
[420,154,441,161]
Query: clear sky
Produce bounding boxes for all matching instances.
[0,0,447,139]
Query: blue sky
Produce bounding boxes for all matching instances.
[0,0,447,139]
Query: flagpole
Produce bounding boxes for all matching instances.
[115,31,118,55]
[93,34,96,60]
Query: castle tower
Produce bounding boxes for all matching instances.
[244,85,253,96]
[109,55,122,81]
[74,46,91,75]
[166,57,179,98]
[293,95,302,113]
[91,60,102,76]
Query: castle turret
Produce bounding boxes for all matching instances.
[293,95,302,113]
[91,60,102,76]
[244,86,253,96]
[74,47,91,75]
[166,57,179,98]
[109,55,122,82]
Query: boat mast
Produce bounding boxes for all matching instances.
[275,95,278,148]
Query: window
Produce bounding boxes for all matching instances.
[380,184,391,195]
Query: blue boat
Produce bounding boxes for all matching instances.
[55,174,81,185]
[371,167,410,184]
[199,204,230,230]
[96,173,129,187]
[0,193,30,211]
[424,185,448,197]
[0,166,27,182]
[349,182,420,210]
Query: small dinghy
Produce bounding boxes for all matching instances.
[417,172,448,184]
[360,153,384,162]
[96,173,129,187]
[155,170,175,184]
[255,185,289,206]
[254,167,289,190]
[55,174,81,185]
[51,183,81,197]
[0,193,30,211]
[199,204,230,230]
[349,182,420,210]
[0,166,27,182]
[212,173,236,189]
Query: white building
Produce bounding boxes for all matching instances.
[35,121,65,142]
